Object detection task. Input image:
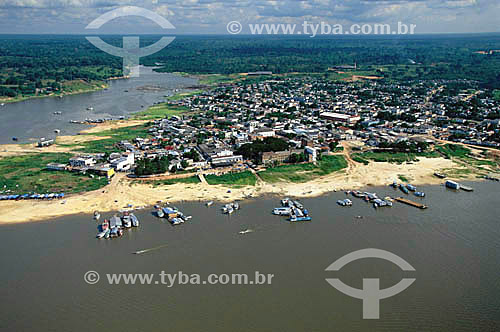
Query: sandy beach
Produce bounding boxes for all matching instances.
[0,155,475,224]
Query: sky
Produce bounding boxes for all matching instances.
[0,0,498,34]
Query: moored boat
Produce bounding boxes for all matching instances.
[399,184,409,194]
[273,207,291,215]
[406,184,417,191]
[130,213,139,227]
[414,191,425,197]
[445,180,460,190]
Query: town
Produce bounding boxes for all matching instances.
[27,76,495,184]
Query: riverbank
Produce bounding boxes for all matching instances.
[0,77,129,105]
[0,156,481,224]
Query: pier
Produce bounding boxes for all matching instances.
[394,197,428,209]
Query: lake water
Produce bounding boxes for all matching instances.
[0,67,197,144]
[0,181,499,331]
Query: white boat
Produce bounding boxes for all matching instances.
[54,129,60,134]
[206,201,214,207]
[273,207,291,215]
[96,230,107,238]
[87,107,94,111]
[226,207,234,214]
[156,209,165,218]
[93,211,100,221]
[122,213,132,228]
[239,229,253,235]
[130,213,139,227]
[233,202,240,210]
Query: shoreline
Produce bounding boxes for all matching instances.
[0,76,129,105]
[0,156,482,224]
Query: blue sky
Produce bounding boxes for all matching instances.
[0,0,498,34]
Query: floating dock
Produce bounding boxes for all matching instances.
[394,197,428,209]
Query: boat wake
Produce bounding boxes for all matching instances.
[133,243,168,255]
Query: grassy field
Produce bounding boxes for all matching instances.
[352,151,440,164]
[166,90,202,101]
[436,144,471,159]
[258,155,347,183]
[0,153,108,194]
[197,74,245,86]
[205,171,257,186]
[133,104,190,120]
[74,124,152,153]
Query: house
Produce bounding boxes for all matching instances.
[320,112,360,124]
[261,149,303,165]
[110,153,135,171]
[46,163,67,171]
[69,156,96,167]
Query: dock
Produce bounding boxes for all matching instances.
[394,197,428,209]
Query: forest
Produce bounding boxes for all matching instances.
[1,34,500,99]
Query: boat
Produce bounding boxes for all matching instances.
[53,111,62,115]
[238,229,253,235]
[414,191,425,197]
[169,217,184,225]
[110,215,122,228]
[460,185,474,192]
[109,227,123,238]
[93,211,100,221]
[373,198,388,208]
[206,201,214,207]
[273,207,291,215]
[281,198,290,206]
[156,208,165,218]
[233,202,240,210]
[96,230,108,238]
[86,107,94,111]
[406,184,417,191]
[0,103,5,106]
[434,172,446,179]
[54,129,60,134]
[101,219,109,231]
[289,215,312,222]
[399,184,409,194]
[351,190,365,198]
[292,201,304,209]
[12,137,18,141]
[122,212,132,228]
[226,207,234,214]
[390,181,398,188]
[130,213,139,227]
[445,180,460,190]
[384,196,394,202]
[337,199,353,206]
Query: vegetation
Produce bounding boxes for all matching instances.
[236,137,289,163]
[494,90,500,101]
[258,155,347,183]
[205,171,257,186]
[0,153,108,194]
[352,151,439,164]
[398,174,410,183]
[133,104,190,120]
[436,144,471,159]
[75,124,151,153]
[2,35,500,102]
[148,176,200,187]
[134,156,169,176]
